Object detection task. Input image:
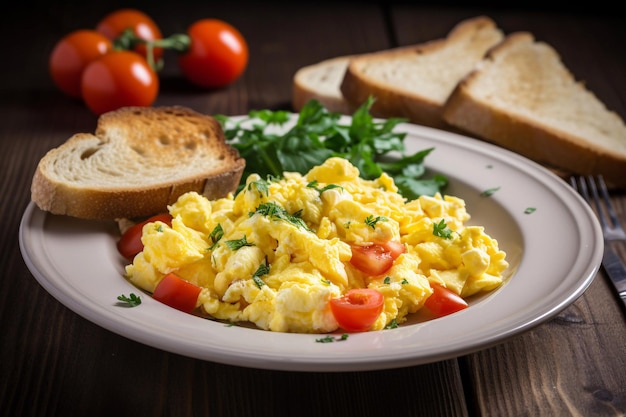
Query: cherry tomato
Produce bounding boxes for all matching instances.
[49,30,113,99]
[96,8,163,61]
[153,273,202,314]
[424,284,469,317]
[81,50,159,115]
[349,241,405,276]
[177,18,249,88]
[329,289,384,332]
[117,213,172,260]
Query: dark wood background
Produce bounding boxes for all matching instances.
[1,2,625,416]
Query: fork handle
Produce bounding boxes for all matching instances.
[602,245,626,310]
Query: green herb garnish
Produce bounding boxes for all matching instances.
[252,202,310,231]
[252,263,269,288]
[433,219,453,239]
[225,235,254,251]
[480,187,500,197]
[364,215,388,230]
[216,97,447,199]
[385,319,399,329]
[247,178,271,197]
[117,293,142,307]
[315,334,349,343]
[307,180,343,194]
[208,224,224,250]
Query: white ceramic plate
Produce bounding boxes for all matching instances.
[19,120,603,372]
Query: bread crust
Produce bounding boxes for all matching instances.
[340,16,504,128]
[31,106,245,220]
[292,55,357,114]
[443,33,626,188]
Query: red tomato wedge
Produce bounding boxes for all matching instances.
[379,240,406,259]
[424,284,469,317]
[329,289,384,332]
[117,213,172,261]
[152,273,201,314]
[349,241,405,276]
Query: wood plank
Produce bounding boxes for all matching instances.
[463,275,626,416]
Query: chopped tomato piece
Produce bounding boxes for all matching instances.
[379,240,406,259]
[424,283,469,317]
[152,273,201,314]
[349,241,405,276]
[329,289,384,332]
[117,213,172,261]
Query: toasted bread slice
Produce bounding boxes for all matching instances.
[31,106,245,220]
[339,16,504,128]
[442,32,626,188]
[292,55,356,114]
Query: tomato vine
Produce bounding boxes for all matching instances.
[49,9,248,114]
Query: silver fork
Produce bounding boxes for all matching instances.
[570,175,626,310]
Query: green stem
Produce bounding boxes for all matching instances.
[112,30,192,72]
[151,33,191,52]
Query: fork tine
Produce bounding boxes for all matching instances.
[570,175,592,206]
[592,175,620,229]
[570,175,605,228]
[572,175,626,240]
[585,175,609,228]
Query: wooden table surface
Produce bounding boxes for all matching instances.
[2,2,625,416]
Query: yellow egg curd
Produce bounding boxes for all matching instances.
[124,157,509,333]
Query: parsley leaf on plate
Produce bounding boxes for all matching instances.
[117,293,142,307]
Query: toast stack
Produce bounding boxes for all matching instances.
[292,16,626,188]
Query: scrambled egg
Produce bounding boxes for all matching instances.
[125,157,509,333]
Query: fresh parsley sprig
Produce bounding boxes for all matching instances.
[433,219,454,239]
[252,263,269,288]
[247,178,271,197]
[315,334,349,343]
[117,293,142,307]
[209,224,224,250]
[364,215,388,230]
[307,180,343,194]
[215,97,448,199]
[225,235,254,251]
[252,202,311,231]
